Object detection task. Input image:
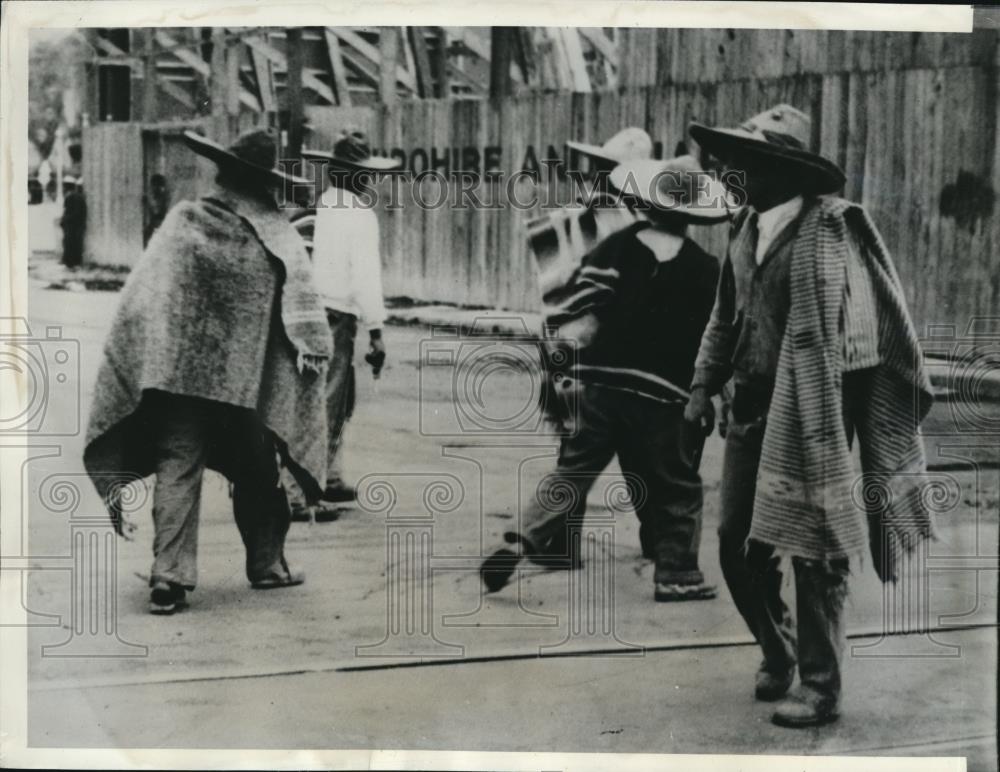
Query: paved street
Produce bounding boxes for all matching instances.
[16,275,1000,765]
[27,628,997,768]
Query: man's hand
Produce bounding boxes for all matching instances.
[684,385,716,436]
[556,312,599,349]
[365,330,386,378]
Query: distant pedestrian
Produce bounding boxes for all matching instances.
[84,129,333,615]
[60,176,86,268]
[483,154,732,603]
[144,173,170,244]
[295,131,401,514]
[685,104,936,727]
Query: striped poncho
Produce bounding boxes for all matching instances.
[749,197,936,581]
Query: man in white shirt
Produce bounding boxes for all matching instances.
[301,133,401,507]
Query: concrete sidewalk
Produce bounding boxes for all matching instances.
[29,627,996,766]
[386,301,543,336]
[21,281,1000,764]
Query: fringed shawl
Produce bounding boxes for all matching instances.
[749,197,936,581]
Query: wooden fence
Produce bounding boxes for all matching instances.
[305,66,999,329]
[82,123,143,266]
[83,118,226,266]
[617,28,1000,85]
[82,29,1000,332]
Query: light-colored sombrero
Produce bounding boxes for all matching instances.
[689,104,845,194]
[183,129,310,186]
[302,130,401,171]
[566,127,653,165]
[609,155,734,222]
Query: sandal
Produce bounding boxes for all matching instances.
[251,567,306,590]
[313,501,346,523]
[653,581,718,602]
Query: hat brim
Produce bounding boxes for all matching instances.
[609,161,734,222]
[565,140,619,164]
[302,148,402,171]
[290,211,315,250]
[689,123,846,194]
[183,131,310,186]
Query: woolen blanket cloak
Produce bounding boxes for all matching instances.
[749,196,936,581]
[83,183,333,534]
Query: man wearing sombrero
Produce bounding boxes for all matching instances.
[566,127,654,188]
[482,153,730,603]
[296,131,401,512]
[84,129,333,614]
[685,104,935,726]
[531,128,655,435]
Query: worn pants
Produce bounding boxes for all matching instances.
[718,375,867,704]
[324,310,358,488]
[149,392,292,589]
[509,383,707,585]
[282,311,357,505]
[61,229,84,268]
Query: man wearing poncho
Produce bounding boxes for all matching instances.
[83,130,333,615]
[685,105,935,727]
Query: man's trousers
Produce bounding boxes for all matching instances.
[323,310,357,489]
[283,310,357,504]
[61,228,84,268]
[717,374,870,705]
[148,392,293,589]
[507,383,708,585]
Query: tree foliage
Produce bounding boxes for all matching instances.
[29,33,88,160]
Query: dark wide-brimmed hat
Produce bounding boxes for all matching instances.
[566,127,653,165]
[689,104,846,194]
[302,130,401,171]
[609,154,734,222]
[183,129,309,186]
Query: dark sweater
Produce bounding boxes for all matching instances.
[548,221,721,404]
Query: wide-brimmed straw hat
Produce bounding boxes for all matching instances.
[689,104,845,194]
[566,127,653,165]
[183,129,309,186]
[609,154,734,222]
[302,130,401,171]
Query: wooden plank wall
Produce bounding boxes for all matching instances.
[82,123,144,266]
[617,29,1000,85]
[82,30,1000,333]
[306,51,1000,329]
[83,121,215,265]
[140,123,215,218]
